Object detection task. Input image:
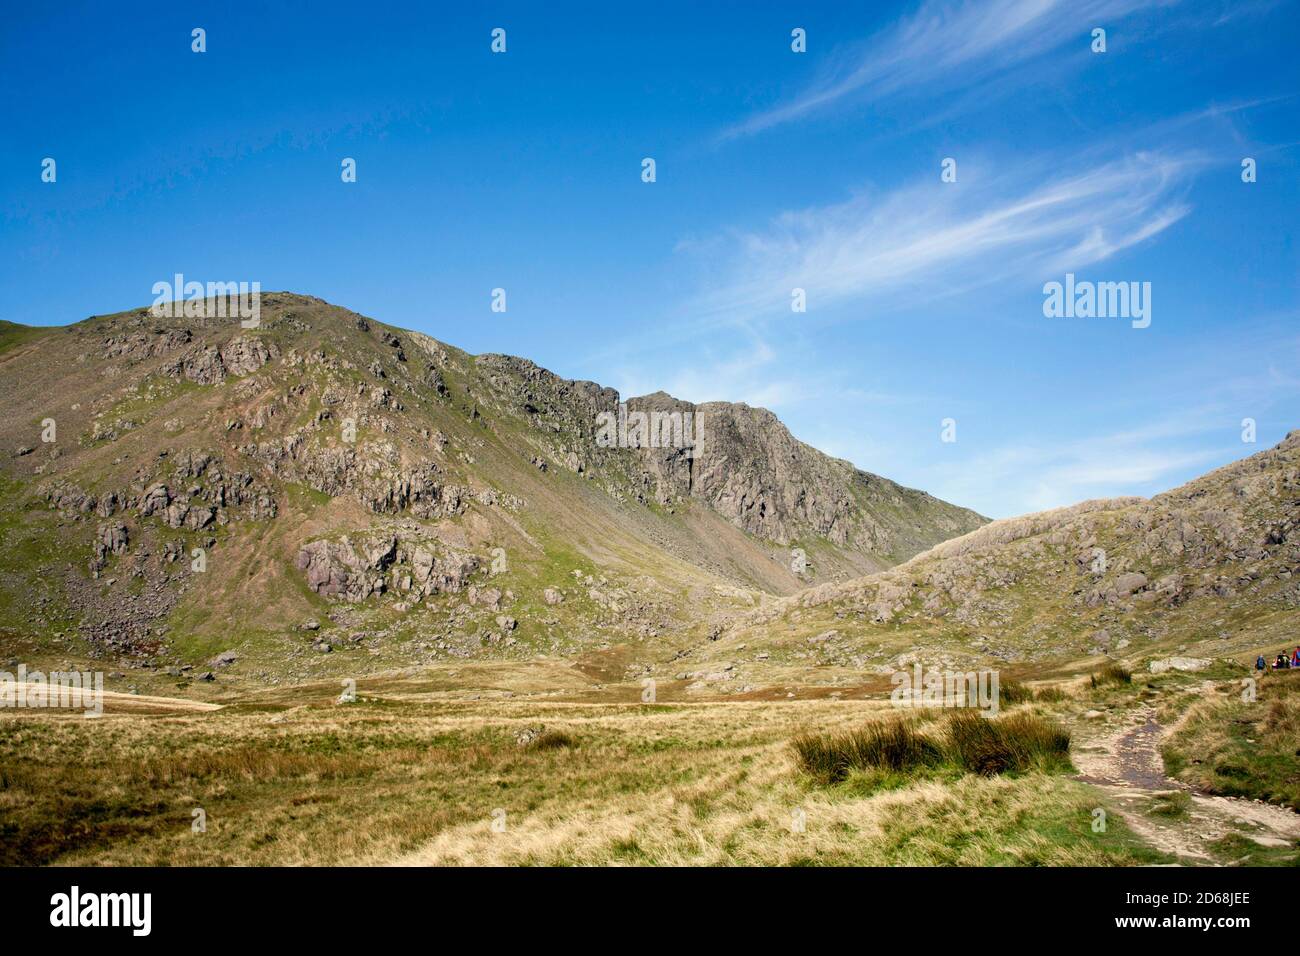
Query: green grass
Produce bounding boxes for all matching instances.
[1149,791,1192,818]
[0,476,82,651]
[0,320,49,356]
[1163,668,1300,810]
[1204,832,1300,867]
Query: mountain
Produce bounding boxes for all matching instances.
[699,430,1300,687]
[0,294,985,683]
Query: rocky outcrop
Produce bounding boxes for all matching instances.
[296,532,478,603]
[100,327,193,361]
[91,521,129,571]
[163,335,279,384]
[297,536,392,602]
[240,434,467,519]
[48,451,277,528]
[637,394,982,556]
[1149,656,1212,674]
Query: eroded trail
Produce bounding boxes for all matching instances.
[1073,703,1300,863]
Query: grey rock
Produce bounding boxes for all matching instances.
[1114,572,1149,596]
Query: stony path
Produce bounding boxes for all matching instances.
[1073,704,1300,863]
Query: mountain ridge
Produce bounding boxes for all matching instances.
[0,293,986,684]
[686,429,1300,691]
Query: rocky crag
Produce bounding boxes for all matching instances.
[0,295,985,681]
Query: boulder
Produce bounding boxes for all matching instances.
[1148,657,1212,674]
[1114,572,1148,596]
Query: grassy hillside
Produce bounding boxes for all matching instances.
[671,433,1300,696]
[0,295,984,686]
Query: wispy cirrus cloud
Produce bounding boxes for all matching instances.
[722,0,1174,140]
[683,149,1197,326]
[927,421,1232,517]
[888,325,1300,517]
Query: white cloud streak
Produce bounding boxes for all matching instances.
[723,0,1175,139]
[686,150,1196,325]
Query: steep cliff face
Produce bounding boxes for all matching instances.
[468,362,985,571]
[0,294,984,676]
[622,392,983,563]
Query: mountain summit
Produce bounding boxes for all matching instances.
[0,294,984,681]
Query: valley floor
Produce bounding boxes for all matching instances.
[3,664,1296,866]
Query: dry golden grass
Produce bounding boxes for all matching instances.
[0,691,1166,867]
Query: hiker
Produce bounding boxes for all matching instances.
[1275,653,1290,670]
[1256,654,1267,672]
[1293,646,1300,668]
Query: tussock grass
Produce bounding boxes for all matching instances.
[1149,791,1192,818]
[792,718,942,784]
[999,680,1069,706]
[998,680,1035,706]
[526,730,576,751]
[1032,686,1068,703]
[1090,662,1132,688]
[945,711,1072,776]
[794,710,1072,784]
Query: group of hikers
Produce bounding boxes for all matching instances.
[1256,647,1300,671]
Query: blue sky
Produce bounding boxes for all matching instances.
[2,0,1297,518]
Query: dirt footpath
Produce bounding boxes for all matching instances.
[1073,703,1300,862]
